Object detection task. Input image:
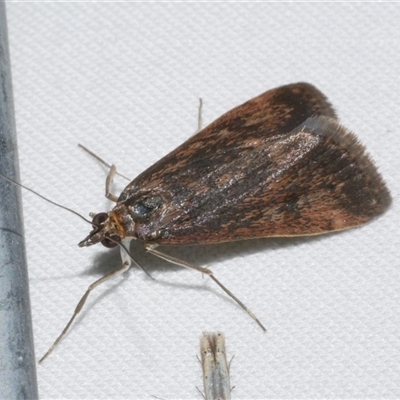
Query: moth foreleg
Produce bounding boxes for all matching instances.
[39,253,132,363]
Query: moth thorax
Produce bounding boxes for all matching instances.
[107,211,127,239]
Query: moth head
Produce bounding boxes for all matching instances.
[78,211,124,248]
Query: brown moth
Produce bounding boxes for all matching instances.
[39,82,391,361]
[83,83,390,246]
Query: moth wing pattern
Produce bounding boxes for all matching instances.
[114,83,391,244]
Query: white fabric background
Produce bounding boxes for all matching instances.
[6,3,400,399]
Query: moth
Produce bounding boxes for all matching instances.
[200,332,232,400]
[13,82,390,362]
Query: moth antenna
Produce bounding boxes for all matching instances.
[0,172,153,361]
[145,245,267,332]
[78,144,131,181]
[0,172,93,225]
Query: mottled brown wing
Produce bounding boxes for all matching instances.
[115,83,390,244]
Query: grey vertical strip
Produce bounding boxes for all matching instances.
[0,2,39,399]
[200,333,231,400]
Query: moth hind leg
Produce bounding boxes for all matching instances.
[145,244,266,332]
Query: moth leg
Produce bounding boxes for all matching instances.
[105,164,119,202]
[39,241,133,363]
[146,244,212,275]
[192,98,203,136]
[145,244,266,332]
[78,144,131,201]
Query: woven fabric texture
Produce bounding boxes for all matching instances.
[7,3,400,399]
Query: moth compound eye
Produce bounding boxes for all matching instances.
[101,237,119,248]
[91,212,108,228]
[89,212,109,237]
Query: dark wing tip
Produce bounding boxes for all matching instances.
[301,116,392,219]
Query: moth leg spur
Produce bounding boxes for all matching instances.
[145,244,266,332]
[39,239,134,363]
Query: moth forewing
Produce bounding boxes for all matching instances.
[108,118,390,244]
